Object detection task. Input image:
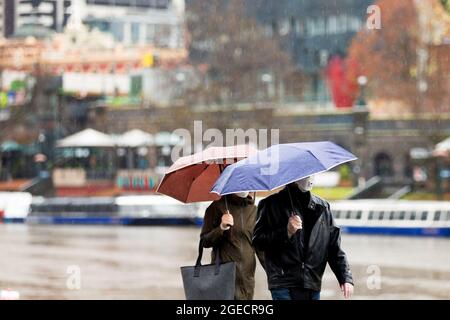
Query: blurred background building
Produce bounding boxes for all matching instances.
[0,0,449,200]
[246,0,374,106]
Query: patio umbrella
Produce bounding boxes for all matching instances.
[116,129,154,147]
[433,137,450,157]
[0,141,22,153]
[56,128,116,148]
[211,141,357,196]
[156,144,257,203]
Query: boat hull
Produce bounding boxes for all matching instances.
[22,216,202,226]
[340,225,450,237]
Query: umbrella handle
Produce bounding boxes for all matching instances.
[219,163,231,217]
[287,184,297,215]
[223,195,231,227]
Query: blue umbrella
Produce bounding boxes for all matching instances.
[211,141,357,196]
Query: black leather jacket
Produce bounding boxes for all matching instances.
[252,184,353,291]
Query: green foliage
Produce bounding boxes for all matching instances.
[313,187,354,200]
[10,80,26,92]
[441,0,450,12]
[339,164,351,181]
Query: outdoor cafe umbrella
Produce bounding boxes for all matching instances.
[433,136,450,157]
[156,144,257,203]
[0,141,22,153]
[56,128,116,148]
[211,141,357,196]
[116,129,154,147]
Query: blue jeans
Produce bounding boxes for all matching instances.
[271,288,320,300]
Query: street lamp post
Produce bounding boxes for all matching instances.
[352,76,370,187]
[356,76,368,107]
[261,73,273,100]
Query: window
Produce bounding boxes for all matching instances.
[372,211,382,220]
[368,211,374,220]
[348,16,362,32]
[410,211,417,220]
[278,19,290,36]
[289,16,296,31]
[349,211,361,219]
[337,15,348,33]
[389,212,395,220]
[421,211,428,221]
[131,22,140,44]
[392,211,406,220]
[446,212,450,221]
[264,24,273,37]
[146,24,155,43]
[111,21,124,42]
[271,20,278,35]
[316,17,326,36]
[434,211,442,221]
[294,20,304,36]
[327,15,338,34]
[306,18,315,36]
[333,210,341,218]
[155,24,171,47]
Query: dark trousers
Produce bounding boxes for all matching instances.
[271,287,320,300]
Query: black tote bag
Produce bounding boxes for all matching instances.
[180,240,236,300]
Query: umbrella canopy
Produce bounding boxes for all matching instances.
[116,129,154,147]
[433,137,450,157]
[56,128,116,148]
[156,144,257,203]
[0,141,22,152]
[212,141,357,196]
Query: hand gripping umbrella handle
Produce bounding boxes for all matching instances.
[219,163,232,227]
[223,196,232,227]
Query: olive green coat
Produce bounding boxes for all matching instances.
[200,194,265,300]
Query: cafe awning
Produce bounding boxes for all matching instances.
[154,131,182,146]
[56,128,116,148]
[116,129,154,147]
[433,137,450,157]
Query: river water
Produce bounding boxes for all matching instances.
[0,224,449,300]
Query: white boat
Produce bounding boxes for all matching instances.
[0,192,32,223]
[329,200,450,237]
[26,194,206,226]
[5,193,450,237]
[115,195,205,226]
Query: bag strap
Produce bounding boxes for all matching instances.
[194,239,222,277]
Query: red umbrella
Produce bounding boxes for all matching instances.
[156,145,257,203]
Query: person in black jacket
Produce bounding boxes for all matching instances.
[252,176,354,300]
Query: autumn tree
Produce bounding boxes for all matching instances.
[185,0,294,106]
[348,0,450,120]
[348,0,420,110]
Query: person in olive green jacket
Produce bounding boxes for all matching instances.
[200,192,265,300]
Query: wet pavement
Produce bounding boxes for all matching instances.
[0,224,449,299]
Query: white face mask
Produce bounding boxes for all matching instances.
[295,176,314,192]
[235,191,249,198]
